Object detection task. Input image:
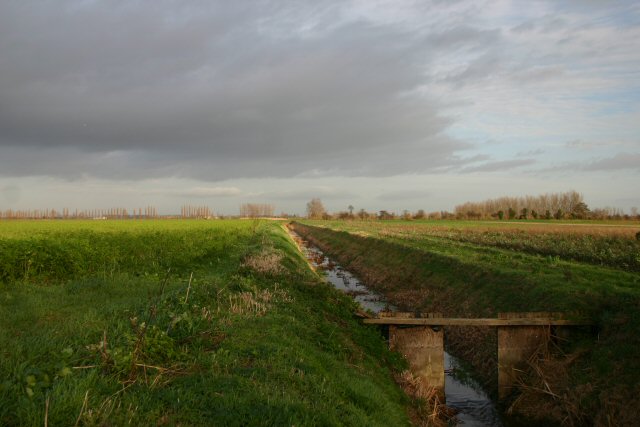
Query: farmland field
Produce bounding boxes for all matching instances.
[309,219,640,271]
[293,219,640,426]
[0,220,412,426]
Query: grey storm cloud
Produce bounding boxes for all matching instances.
[0,0,476,181]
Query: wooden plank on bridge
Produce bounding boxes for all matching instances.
[363,317,591,326]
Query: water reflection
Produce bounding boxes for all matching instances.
[446,353,502,426]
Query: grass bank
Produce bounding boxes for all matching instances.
[0,220,412,426]
[292,221,640,426]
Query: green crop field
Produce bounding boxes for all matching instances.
[306,219,640,270]
[0,220,412,426]
[293,219,640,426]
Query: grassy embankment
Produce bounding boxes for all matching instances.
[292,220,640,426]
[0,220,412,426]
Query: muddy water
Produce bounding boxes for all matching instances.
[289,228,503,427]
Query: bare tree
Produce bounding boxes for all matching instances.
[240,203,275,218]
[182,205,213,219]
[306,198,326,219]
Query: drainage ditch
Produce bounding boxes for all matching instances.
[288,227,502,427]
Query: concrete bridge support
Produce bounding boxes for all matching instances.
[386,313,445,398]
[368,311,587,402]
[497,313,551,400]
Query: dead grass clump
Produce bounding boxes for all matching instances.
[350,231,371,238]
[507,342,589,426]
[228,285,293,317]
[394,370,457,427]
[243,250,284,275]
[229,292,268,316]
[594,384,640,427]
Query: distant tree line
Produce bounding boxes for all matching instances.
[304,197,458,221]
[0,206,219,220]
[328,209,458,221]
[304,193,639,221]
[240,203,275,218]
[0,207,152,220]
[453,191,595,220]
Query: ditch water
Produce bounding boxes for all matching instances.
[288,227,503,427]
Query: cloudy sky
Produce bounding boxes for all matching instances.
[1,0,639,215]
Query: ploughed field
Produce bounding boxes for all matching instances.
[293,219,640,426]
[0,220,411,426]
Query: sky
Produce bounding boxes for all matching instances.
[0,0,639,216]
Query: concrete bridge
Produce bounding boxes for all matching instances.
[363,312,591,400]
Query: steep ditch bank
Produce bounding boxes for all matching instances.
[290,223,503,385]
[290,222,640,426]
